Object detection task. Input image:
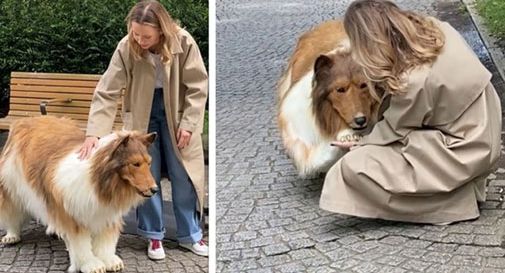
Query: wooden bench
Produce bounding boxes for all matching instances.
[1,72,122,131]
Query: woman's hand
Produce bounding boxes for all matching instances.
[330,141,358,149]
[177,128,192,149]
[78,136,99,160]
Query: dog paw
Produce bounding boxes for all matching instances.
[67,264,77,273]
[339,133,362,142]
[80,258,106,273]
[102,255,124,272]
[1,234,20,244]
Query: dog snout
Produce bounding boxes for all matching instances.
[354,116,367,127]
[150,186,159,195]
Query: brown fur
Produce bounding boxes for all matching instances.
[312,53,378,138]
[0,116,157,272]
[4,117,88,235]
[276,20,381,176]
[2,116,156,236]
[278,20,379,139]
[289,20,348,85]
[91,132,156,209]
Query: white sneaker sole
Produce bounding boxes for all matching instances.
[179,244,209,257]
[148,252,166,260]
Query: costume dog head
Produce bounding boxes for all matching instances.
[312,52,379,139]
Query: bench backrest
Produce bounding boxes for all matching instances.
[9,72,122,130]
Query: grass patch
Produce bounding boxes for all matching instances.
[476,0,505,40]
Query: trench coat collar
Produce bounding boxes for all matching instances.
[168,28,183,55]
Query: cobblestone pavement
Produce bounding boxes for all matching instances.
[0,224,207,273]
[216,0,505,272]
[0,182,209,273]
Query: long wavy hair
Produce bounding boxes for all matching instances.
[344,0,445,95]
[126,0,178,64]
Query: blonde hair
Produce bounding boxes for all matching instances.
[126,0,178,63]
[344,0,445,95]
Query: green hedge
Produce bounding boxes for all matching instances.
[0,0,208,117]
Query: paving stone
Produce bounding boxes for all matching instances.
[450,255,483,267]
[380,236,409,245]
[241,247,262,259]
[479,247,505,257]
[257,254,292,267]
[262,243,291,256]
[401,259,433,272]
[287,238,316,250]
[425,264,459,273]
[376,255,407,267]
[330,258,362,270]
[455,245,483,255]
[325,247,356,261]
[302,255,330,267]
[288,248,318,260]
[485,257,505,268]
[398,248,427,259]
[307,266,336,273]
[221,259,258,272]
[233,231,258,241]
[422,251,453,264]
[275,261,307,273]
[474,235,502,246]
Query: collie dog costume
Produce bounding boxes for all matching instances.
[0,116,157,273]
[277,20,379,177]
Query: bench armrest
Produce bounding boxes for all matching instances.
[40,98,72,115]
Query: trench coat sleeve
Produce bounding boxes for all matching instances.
[359,68,431,146]
[86,40,129,137]
[178,34,208,133]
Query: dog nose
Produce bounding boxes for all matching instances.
[354,116,367,126]
[150,187,159,195]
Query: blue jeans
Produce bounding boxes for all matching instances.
[136,88,202,243]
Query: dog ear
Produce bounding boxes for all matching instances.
[314,55,334,83]
[111,135,130,156]
[140,132,157,147]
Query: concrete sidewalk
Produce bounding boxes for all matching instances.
[216,0,505,272]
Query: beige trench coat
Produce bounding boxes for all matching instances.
[86,28,208,212]
[320,20,502,224]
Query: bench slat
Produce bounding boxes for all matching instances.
[11,85,95,94]
[0,117,123,131]
[11,78,99,88]
[11,98,93,107]
[11,72,101,81]
[11,104,90,114]
[8,110,122,122]
[11,104,123,118]
[11,92,93,101]
[10,98,123,108]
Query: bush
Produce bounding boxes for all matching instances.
[0,0,208,117]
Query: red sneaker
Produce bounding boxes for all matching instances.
[147,239,166,260]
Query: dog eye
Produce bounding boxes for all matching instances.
[359,83,367,89]
[336,87,346,93]
[133,162,141,167]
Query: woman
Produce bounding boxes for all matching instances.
[321,0,501,224]
[78,0,208,259]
